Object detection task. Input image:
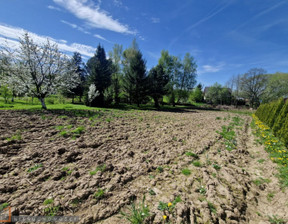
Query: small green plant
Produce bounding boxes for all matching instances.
[185,151,199,159]
[43,199,54,205]
[60,130,69,138]
[198,186,207,195]
[148,189,156,196]
[207,201,217,214]
[71,198,80,206]
[62,167,73,175]
[6,130,22,141]
[212,163,221,171]
[89,164,106,175]
[257,159,265,164]
[216,117,221,120]
[71,126,85,136]
[172,136,177,141]
[212,173,217,178]
[192,160,202,167]
[55,126,64,131]
[120,196,150,224]
[253,177,271,186]
[0,203,9,211]
[94,188,105,201]
[268,215,286,224]
[157,166,164,173]
[267,192,275,202]
[27,164,43,173]
[44,206,60,216]
[158,196,181,222]
[181,168,191,176]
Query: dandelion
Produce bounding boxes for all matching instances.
[163,215,167,220]
[168,202,172,207]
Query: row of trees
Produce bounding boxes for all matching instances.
[206,68,288,108]
[0,34,198,109]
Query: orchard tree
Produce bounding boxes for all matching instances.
[148,64,169,108]
[0,33,79,109]
[240,68,268,108]
[87,44,112,106]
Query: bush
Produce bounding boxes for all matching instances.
[255,98,288,147]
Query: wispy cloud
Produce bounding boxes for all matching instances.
[94,34,112,43]
[202,63,226,73]
[113,0,129,10]
[234,1,287,31]
[61,20,91,34]
[151,17,160,24]
[53,0,134,34]
[0,23,95,57]
[186,2,231,31]
[47,5,62,11]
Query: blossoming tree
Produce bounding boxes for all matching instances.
[0,33,80,109]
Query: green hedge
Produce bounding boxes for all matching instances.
[255,98,288,146]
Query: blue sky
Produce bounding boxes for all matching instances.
[0,0,287,87]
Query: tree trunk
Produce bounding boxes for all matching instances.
[154,97,159,108]
[39,97,47,110]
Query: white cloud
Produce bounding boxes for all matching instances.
[202,63,225,73]
[61,20,91,34]
[93,34,112,43]
[0,24,95,57]
[47,5,62,11]
[53,0,134,34]
[151,17,160,24]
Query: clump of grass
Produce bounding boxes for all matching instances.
[71,126,85,135]
[267,192,275,202]
[27,164,43,173]
[257,159,265,164]
[212,163,221,171]
[94,188,105,201]
[216,117,221,120]
[43,199,54,205]
[44,206,60,217]
[207,201,217,214]
[268,215,286,224]
[182,168,191,176]
[55,126,64,131]
[60,130,69,138]
[278,166,288,188]
[198,186,207,195]
[89,164,106,175]
[157,166,164,173]
[148,189,156,196]
[192,160,202,167]
[253,177,271,186]
[185,151,199,159]
[0,203,9,211]
[120,196,150,224]
[6,130,22,141]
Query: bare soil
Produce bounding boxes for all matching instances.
[0,109,287,224]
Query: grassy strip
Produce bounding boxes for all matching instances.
[252,114,288,188]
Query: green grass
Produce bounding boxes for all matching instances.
[253,177,272,186]
[185,151,199,159]
[89,164,106,175]
[257,159,266,164]
[207,201,217,214]
[94,188,105,201]
[120,196,150,224]
[268,215,286,224]
[6,130,22,141]
[192,160,202,167]
[157,166,164,173]
[27,164,43,173]
[212,163,221,171]
[181,168,191,176]
[43,199,54,205]
[0,203,9,211]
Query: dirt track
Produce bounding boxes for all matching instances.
[0,109,287,223]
